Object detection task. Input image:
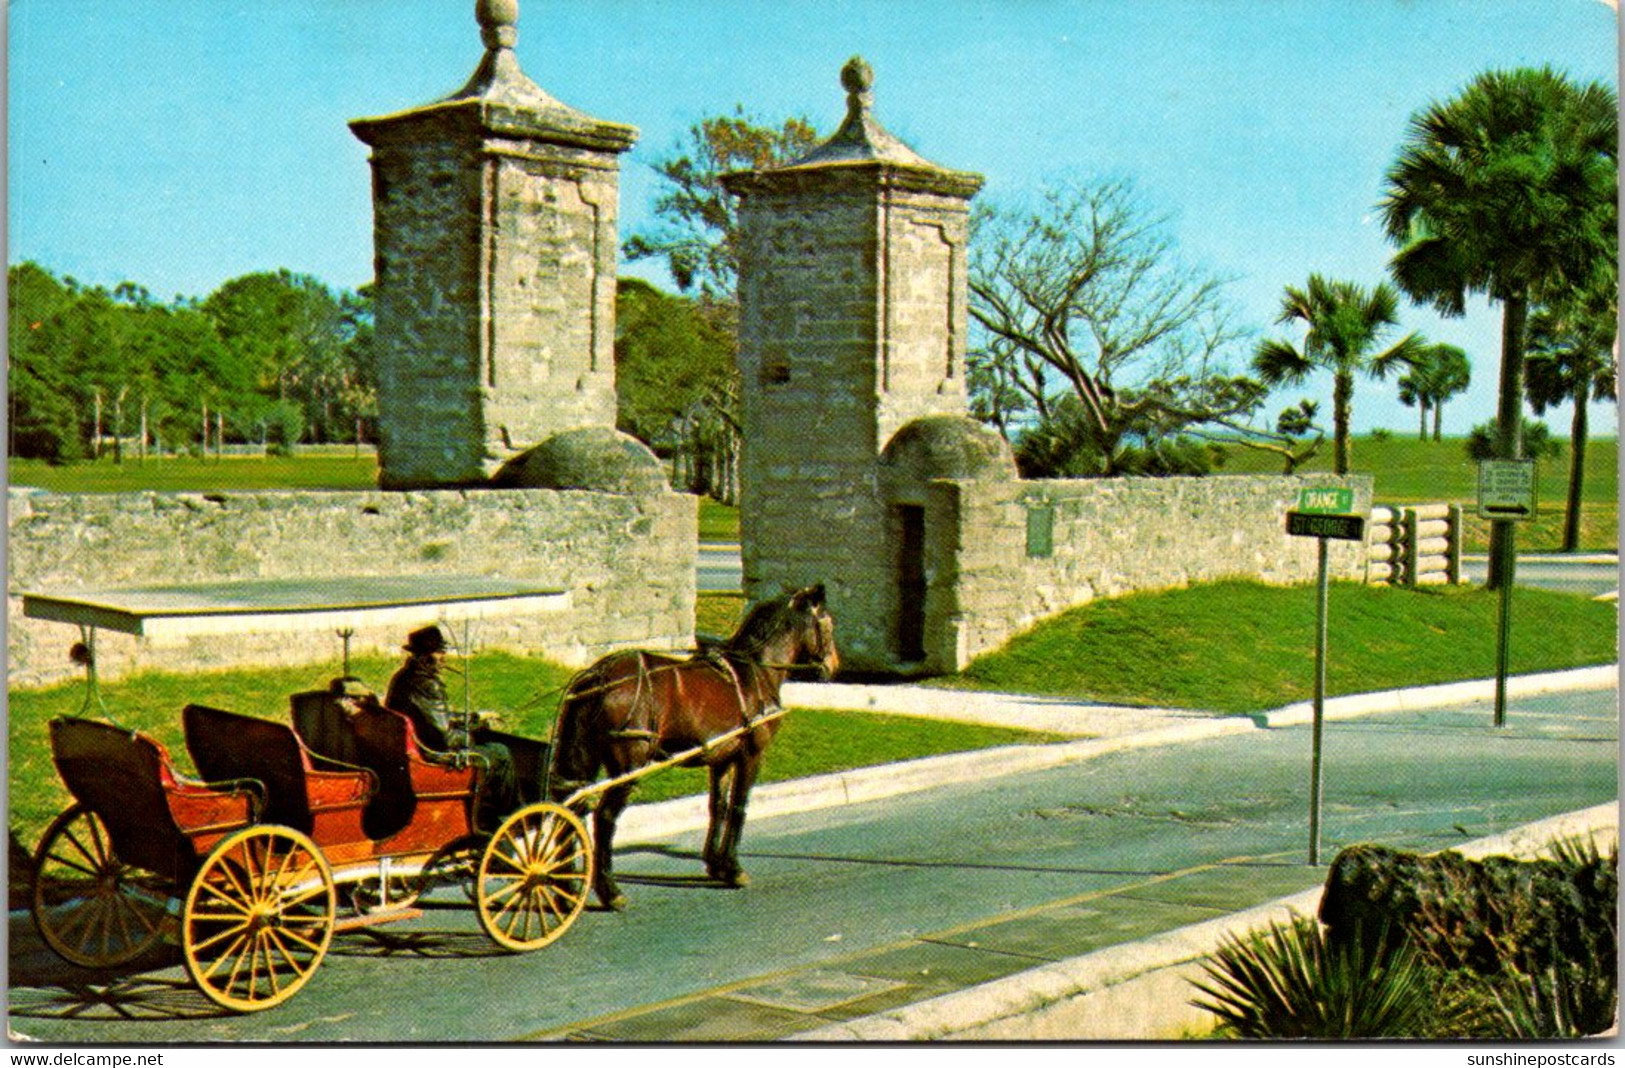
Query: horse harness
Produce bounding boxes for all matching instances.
[601,648,773,755]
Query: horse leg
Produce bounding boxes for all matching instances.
[702,763,733,880]
[591,782,634,911]
[713,755,760,889]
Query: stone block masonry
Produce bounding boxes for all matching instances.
[922,474,1375,673]
[7,487,695,689]
[350,0,636,489]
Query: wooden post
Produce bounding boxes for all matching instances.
[1401,507,1419,588]
[1447,504,1463,585]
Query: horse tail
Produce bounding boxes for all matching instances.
[548,665,604,802]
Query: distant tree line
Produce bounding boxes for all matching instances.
[7,260,744,503]
[8,263,375,462]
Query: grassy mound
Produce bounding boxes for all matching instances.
[947,580,1616,713]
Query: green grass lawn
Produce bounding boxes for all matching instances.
[9,453,381,493]
[699,497,740,542]
[7,651,1059,851]
[945,579,1616,714]
[1217,434,1618,553]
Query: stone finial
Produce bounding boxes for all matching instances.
[841,55,874,96]
[841,56,875,123]
[477,0,519,50]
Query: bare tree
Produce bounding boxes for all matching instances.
[968,178,1260,474]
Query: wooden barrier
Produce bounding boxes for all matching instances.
[1367,503,1462,587]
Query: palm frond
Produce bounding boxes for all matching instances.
[1252,338,1312,385]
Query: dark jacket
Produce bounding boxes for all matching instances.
[386,655,467,752]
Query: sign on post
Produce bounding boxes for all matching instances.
[1282,486,1365,864]
[1477,459,1536,521]
[1296,486,1354,515]
[1285,511,1365,541]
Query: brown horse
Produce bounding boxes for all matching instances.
[549,584,838,909]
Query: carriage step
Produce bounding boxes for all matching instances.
[333,907,424,932]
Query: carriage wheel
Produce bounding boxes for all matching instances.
[31,804,170,968]
[476,803,592,952]
[182,826,335,1013]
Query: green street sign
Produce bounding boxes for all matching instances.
[1296,487,1354,515]
[1286,511,1366,541]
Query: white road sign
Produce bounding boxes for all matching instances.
[1477,458,1536,521]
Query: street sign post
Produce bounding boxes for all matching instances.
[1285,489,1364,865]
[1477,459,1536,521]
[1285,511,1365,541]
[1296,486,1354,515]
[1478,459,1537,727]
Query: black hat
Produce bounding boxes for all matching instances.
[404,625,449,655]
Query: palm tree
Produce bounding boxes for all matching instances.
[1396,370,1429,441]
[1525,286,1617,553]
[1378,66,1617,587]
[1397,343,1471,442]
[1253,274,1425,474]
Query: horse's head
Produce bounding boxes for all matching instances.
[727,583,839,680]
[787,584,839,680]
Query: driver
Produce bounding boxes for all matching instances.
[386,624,517,829]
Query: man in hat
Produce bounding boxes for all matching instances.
[386,624,517,828]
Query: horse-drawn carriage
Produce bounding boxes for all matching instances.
[26,581,837,1014]
[32,690,594,1012]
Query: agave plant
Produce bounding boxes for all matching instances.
[1487,961,1618,1039]
[1190,913,1443,1038]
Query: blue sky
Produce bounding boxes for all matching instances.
[8,0,1619,435]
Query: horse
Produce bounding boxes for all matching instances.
[548,583,838,910]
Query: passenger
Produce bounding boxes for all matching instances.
[385,624,518,829]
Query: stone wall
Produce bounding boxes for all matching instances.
[7,487,695,689]
[919,474,1375,673]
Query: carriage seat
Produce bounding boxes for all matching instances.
[183,704,374,841]
[289,686,484,843]
[48,716,262,884]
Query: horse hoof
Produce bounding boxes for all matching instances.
[712,869,750,889]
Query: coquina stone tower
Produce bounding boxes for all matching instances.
[724,58,1010,672]
[351,0,637,489]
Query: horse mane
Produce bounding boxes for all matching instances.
[722,591,802,662]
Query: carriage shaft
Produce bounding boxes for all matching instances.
[561,706,789,809]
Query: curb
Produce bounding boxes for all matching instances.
[1461,554,1619,565]
[620,665,1618,846]
[1260,664,1620,728]
[791,802,1621,1042]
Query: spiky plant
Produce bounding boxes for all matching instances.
[1190,914,1443,1038]
[1484,837,1617,1039]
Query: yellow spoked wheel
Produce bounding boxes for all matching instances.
[31,804,169,968]
[476,803,592,951]
[182,826,335,1013]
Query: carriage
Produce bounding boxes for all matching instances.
[25,580,835,1014]
[31,689,596,1013]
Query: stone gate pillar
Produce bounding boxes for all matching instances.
[722,58,989,672]
[351,0,637,489]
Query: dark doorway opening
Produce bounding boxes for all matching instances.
[896,505,926,662]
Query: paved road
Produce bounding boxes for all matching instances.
[9,688,1615,1043]
[704,546,1619,598]
[1460,555,1618,598]
[698,542,742,592]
